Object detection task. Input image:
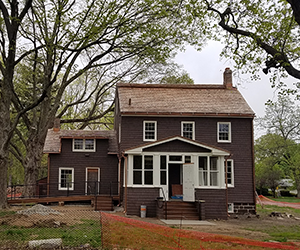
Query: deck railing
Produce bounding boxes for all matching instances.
[7,181,119,200]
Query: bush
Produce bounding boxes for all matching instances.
[256,187,270,196]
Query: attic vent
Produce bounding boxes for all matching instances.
[129,98,131,105]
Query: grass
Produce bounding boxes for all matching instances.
[0,210,15,217]
[266,196,300,203]
[250,204,300,242]
[0,219,101,248]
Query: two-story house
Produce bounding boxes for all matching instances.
[44,68,255,220]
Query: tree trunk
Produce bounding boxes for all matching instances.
[23,131,48,197]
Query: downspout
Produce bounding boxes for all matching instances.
[122,153,128,215]
[118,155,121,204]
[47,155,50,197]
[251,118,256,214]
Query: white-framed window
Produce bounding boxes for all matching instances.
[73,139,96,152]
[198,156,219,186]
[181,121,195,140]
[225,159,234,187]
[59,168,74,190]
[133,155,153,185]
[228,203,234,213]
[143,121,157,141]
[160,156,167,185]
[217,122,231,142]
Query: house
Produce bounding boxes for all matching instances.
[43,68,256,220]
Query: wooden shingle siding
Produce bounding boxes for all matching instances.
[48,139,118,197]
[144,140,211,153]
[126,187,160,217]
[195,189,227,220]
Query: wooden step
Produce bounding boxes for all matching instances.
[94,196,113,211]
[158,201,199,220]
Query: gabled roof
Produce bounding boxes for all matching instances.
[124,136,230,156]
[43,129,118,154]
[117,83,255,117]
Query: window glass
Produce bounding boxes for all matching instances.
[133,156,142,184]
[144,156,153,169]
[85,139,94,150]
[144,156,153,185]
[144,121,156,140]
[169,155,182,162]
[199,156,219,186]
[133,156,142,169]
[60,169,73,189]
[225,160,234,186]
[182,122,194,139]
[185,156,191,163]
[160,156,167,185]
[74,139,83,150]
[218,122,231,142]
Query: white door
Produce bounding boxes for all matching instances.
[183,163,195,202]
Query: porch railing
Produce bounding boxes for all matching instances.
[7,181,119,200]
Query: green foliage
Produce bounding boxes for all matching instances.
[254,134,293,196]
[196,0,300,89]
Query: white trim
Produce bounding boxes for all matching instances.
[85,167,100,194]
[72,139,96,152]
[228,203,234,213]
[181,121,195,140]
[143,121,157,141]
[58,167,74,190]
[217,122,231,143]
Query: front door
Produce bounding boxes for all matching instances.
[183,163,195,202]
[168,164,182,198]
[86,168,100,195]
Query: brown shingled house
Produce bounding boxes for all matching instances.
[44,68,256,220]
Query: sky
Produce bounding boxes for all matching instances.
[175,41,295,118]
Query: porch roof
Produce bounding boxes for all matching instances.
[124,136,231,156]
[43,129,118,154]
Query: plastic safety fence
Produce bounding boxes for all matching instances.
[0,204,101,249]
[258,195,300,209]
[100,212,299,250]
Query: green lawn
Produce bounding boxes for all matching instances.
[266,196,300,203]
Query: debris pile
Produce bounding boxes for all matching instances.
[17,204,61,216]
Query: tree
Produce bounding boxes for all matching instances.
[282,144,300,198]
[254,134,293,197]
[199,0,300,88]
[258,95,300,141]
[0,0,200,207]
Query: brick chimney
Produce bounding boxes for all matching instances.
[223,67,233,89]
[53,118,60,132]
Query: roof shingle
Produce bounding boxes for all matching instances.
[43,130,118,154]
[117,83,255,117]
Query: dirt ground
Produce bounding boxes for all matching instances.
[1,204,299,242]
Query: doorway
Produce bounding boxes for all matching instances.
[168,164,182,198]
[86,168,100,195]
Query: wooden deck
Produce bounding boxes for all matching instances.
[7,195,116,211]
[7,195,96,205]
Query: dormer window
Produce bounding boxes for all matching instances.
[143,121,157,141]
[73,139,96,152]
[181,121,195,140]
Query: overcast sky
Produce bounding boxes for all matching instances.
[175,41,295,118]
